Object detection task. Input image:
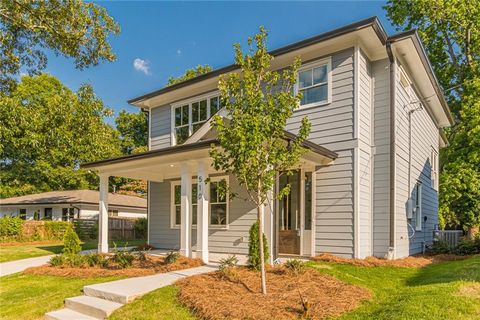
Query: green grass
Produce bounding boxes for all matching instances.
[109,286,195,320]
[0,239,146,263]
[0,273,124,320]
[109,256,480,320]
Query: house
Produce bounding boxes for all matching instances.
[0,190,147,221]
[82,17,453,262]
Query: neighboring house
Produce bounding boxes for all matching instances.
[83,17,453,261]
[0,190,147,221]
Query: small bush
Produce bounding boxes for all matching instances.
[62,226,82,255]
[165,251,180,264]
[247,221,269,270]
[134,218,148,239]
[431,239,451,254]
[65,254,88,268]
[113,244,135,268]
[219,255,238,272]
[285,259,306,274]
[85,253,110,268]
[49,255,66,267]
[454,238,480,255]
[0,216,24,239]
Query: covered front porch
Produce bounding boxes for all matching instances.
[82,138,336,264]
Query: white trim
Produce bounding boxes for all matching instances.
[415,183,423,231]
[196,160,209,263]
[299,168,305,255]
[353,46,360,258]
[430,148,438,190]
[311,170,317,257]
[295,57,332,110]
[148,109,151,150]
[98,174,109,254]
[147,181,151,244]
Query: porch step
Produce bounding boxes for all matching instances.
[64,295,123,319]
[44,308,98,320]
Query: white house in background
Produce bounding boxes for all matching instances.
[83,17,453,262]
[0,190,147,221]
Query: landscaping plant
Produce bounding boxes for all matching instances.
[62,226,81,255]
[219,255,239,272]
[210,26,310,294]
[133,218,148,239]
[165,251,180,264]
[0,216,23,240]
[113,243,135,268]
[248,221,269,270]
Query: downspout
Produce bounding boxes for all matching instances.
[386,41,396,259]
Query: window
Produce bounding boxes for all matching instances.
[431,149,438,190]
[108,209,118,217]
[171,182,198,227]
[62,208,75,221]
[415,183,423,231]
[296,58,331,107]
[44,208,53,220]
[210,178,228,226]
[19,209,27,220]
[172,94,223,145]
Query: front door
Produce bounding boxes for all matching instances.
[277,170,313,256]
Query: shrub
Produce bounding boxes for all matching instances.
[62,226,82,255]
[49,255,66,267]
[0,216,24,239]
[85,253,110,268]
[431,239,451,254]
[247,221,269,270]
[218,255,238,272]
[454,238,480,255]
[165,251,180,264]
[134,218,148,239]
[44,221,71,240]
[65,254,88,268]
[285,259,306,274]
[113,244,135,268]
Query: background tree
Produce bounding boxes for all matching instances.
[210,27,310,294]
[0,73,121,198]
[167,64,212,86]
[0,0,119,92]
[385,0,480,234]
[115,110,148,154]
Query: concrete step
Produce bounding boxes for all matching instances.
[44,308,98,320]
[64,296,123,319]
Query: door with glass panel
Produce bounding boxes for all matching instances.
[277,170,313,256]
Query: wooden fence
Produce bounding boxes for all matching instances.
[73,217,141,240]
[437,230,463,248]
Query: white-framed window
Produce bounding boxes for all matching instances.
[171,93,222,145]
[431,148,438,190]
[170,176,229,229]
[209,176,229,227]
[171,181,198,228]
[415,183,423,231]
[295,58,331,108]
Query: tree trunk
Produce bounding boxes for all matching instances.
[258,201,267,295]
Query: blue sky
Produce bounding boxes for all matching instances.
[45,1,397,125]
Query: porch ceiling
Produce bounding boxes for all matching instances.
[81,137,337,181]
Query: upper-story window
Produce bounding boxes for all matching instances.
[172,93,222,145]
[296,58,331,108]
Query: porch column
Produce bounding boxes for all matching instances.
[264,189,274,264]
[98,174,109,253]
[196,160,209,263]
[180,162,192,257]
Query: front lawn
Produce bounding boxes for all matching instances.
[0,273,124,320]
[109,255,480,320]
[0,239,145,263]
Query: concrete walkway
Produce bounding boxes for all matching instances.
[0,246,136,277]
[45,265,217,320]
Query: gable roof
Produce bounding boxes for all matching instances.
[0,190,147,209]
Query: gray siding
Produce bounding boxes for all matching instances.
[372,59,391,257]
[149,181,180,249]
[394,63,439,258]
[287,48,355,258]
[357,49,373,258]
[150,105,171,150]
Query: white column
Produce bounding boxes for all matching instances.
[98,174,109,253]
[264,189,274,264]
[180,162,192,257]
[196,160,209,263]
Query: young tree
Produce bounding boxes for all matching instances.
[210,27,311,294]
[0,0,120,92]
[167,64,212,86]
[385,0,480,234]
[0,74,121,198]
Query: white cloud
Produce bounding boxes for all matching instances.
[177,49,182,55]
[133,58,150,75]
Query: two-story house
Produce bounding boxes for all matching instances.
[83,17,453,262]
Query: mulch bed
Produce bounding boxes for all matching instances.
[177,266,371,320]
[311,253,469,268]
[24,255,203,278]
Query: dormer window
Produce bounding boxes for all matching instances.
[172,93,222,145]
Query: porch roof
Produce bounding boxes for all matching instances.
[81,134,337,182]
